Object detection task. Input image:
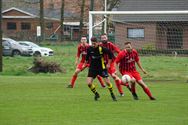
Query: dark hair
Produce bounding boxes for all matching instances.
[101,33,107,36]
[90,37,98,42]
[81,35,87,38]
[124,42,131,45]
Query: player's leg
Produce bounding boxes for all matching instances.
[67,68,81,88]
[108,64,124,96]
[125,72,139,100]
[101,69,117,101]
[87,69,100,101]
[96,75,106,88]
[67,63,84,88]
[103,77,117,101]
[130,81,139,100]
[136,80,156,100]
[111,73,124,96]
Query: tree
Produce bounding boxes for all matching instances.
[106,0,120,11]
[79,0,86,40]
[102,0,120,33]
[60,0,64,42]
[0,0,2,72]
[40,0,44,42]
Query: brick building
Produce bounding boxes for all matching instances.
[114,0,188,50]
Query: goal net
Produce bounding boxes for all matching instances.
[89,11,188,56]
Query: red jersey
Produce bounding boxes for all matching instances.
[115,49,139,73]
[77,43,89,63]
[100,41,121,64]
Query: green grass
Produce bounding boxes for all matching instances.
[0,43,188,125]
[1,44,188,81]
[0,76,188,125]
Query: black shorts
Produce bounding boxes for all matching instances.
[87,68,109,79]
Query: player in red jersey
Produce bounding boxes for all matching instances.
[100,34,131,96]
[67,36,105,88]
[115,42,156,100]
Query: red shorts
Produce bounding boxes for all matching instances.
[77,62,89,71]
[108,61,116,75]
[121,71,142,81]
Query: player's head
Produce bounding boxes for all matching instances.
[80,36,87,45]
[100,33,108,44]
[124,42,132,52]
[91,37,99,48]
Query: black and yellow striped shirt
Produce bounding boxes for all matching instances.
[86,46,113,70]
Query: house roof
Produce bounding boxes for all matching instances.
[113,0,188,22]
[2,7,79,20]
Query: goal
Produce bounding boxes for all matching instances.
[89,11,188,55]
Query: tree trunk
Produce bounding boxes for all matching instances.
[79,0,86,40]
[102,0,120,34]
[0,0,2,72]
[60,0,64,42]
[40,0,44,42]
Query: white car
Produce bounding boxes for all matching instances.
[3,38,33,56]
[18,41,54,57]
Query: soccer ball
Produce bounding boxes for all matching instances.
[121,74,131,83]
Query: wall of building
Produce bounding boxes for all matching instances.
[115,22,157,50]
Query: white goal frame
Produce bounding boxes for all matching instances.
[89,10,188,45]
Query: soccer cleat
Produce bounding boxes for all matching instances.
[101,85,106,88]
[94,92,100,101]
[126,86,132,92]
[120,93,125,97]
[132,93,139,100]
[67,84,73,88]
[150,97,156,100]
[111,93,117,101]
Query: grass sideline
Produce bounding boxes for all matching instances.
[0,76,188,125]
[0,44,188,81]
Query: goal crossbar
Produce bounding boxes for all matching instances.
[89,10,188,45]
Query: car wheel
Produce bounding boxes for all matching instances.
[33,51,41,57]
[12,50,21,57]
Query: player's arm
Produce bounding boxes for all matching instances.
[136,61,147,74]
[111,43,121,54]
[115,51,124,69]
[135,51,147,74]
[102,47,113,68]
[75,46,81,66]
[83,47,90,67]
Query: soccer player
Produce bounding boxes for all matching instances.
[115,42,156,100]
[100,34,130,96]
[67,36,105,88]
[84,37,117,101]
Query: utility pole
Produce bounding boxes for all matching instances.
[0,0,2,72]
[40,0,44,42]
[79,0,85,40]
[90,0,94,37]
[90,0,94,11]
[60,0,64,42]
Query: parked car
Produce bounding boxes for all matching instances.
[18,41,54,57]
[2,38,33,56]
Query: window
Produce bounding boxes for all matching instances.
[46,22,53,29]
[21,22,31,30]
[7,22,17,30]
[127,28,144,39]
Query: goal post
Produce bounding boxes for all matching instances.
[89,10,188,55]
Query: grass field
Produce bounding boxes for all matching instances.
[0,44,188,125]
[0,76,188,125]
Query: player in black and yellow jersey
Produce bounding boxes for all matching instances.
[84,37,117,101]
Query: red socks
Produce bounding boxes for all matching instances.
[143,87,153,98]
[71,75,77,87]
[96,76,106,87]
[115,80,124,94]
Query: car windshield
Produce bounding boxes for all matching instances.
[28,42,40,48]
